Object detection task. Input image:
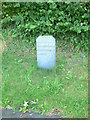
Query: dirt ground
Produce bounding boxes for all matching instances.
[0,108,61,119]
[0,40,7,53]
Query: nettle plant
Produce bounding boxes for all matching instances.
[2,2,89,51]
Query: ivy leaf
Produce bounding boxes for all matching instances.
[18,59,23,63]
[29,24,37,29]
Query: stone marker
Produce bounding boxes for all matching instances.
[36,36,56,69]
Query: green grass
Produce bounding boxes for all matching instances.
[1,36,88,118]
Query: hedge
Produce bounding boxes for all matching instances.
[2,2,89,51]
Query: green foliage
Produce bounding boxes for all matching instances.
[2,2,89,50]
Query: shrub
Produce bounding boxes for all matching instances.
[1,2,89,51]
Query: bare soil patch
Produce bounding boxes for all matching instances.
[0,40,7,53]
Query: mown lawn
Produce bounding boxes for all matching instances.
[1,35,88,118]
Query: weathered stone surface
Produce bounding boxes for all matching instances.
[36,36,56,69]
